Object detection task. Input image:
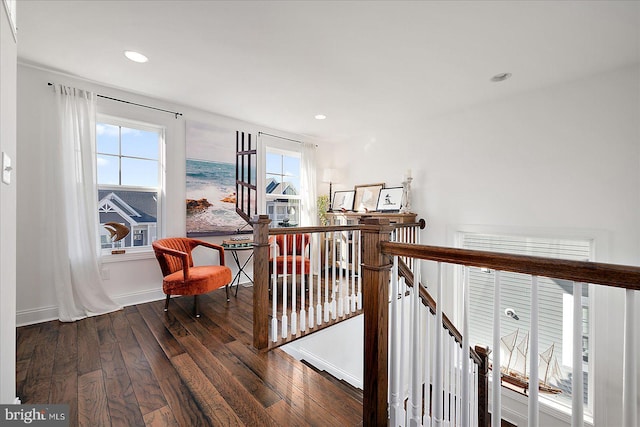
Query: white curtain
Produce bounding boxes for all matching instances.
[300,142,317,226]
[50,85,120,321]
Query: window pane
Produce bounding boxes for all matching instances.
[121,127,159,160]
[266,152,281,174]
[121,158,158,187]
[98,189,158,248]
[96,123,119,155]
[97,154,119,185]
[283,176,300,195]
[266,173,282,195]
[282,155,300,177]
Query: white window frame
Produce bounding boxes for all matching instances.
[97,114,165,260]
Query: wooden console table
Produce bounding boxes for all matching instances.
[326,211,417,226]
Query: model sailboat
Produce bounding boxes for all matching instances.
[499,329,562,394]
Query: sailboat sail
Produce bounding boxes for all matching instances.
[500,329,519,374]
[510,331,529,379]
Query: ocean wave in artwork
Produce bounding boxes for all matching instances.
[186,159,248,234]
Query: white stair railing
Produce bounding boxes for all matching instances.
[267,221,423,347]
[381,241,640,427]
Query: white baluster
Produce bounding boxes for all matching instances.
[271,238,278,342]
[331,231,337,319]
[423,294,432,426]
[291,235,297,335]
[492,270,502,427]
[316,233,322,327]
[357,230,362,310]
[473,364,479,427]
[571,282,584,427]
[623,289,637,427]
[324,231,330,322]
[390,256,402,426]
[299,235,306,333]
[461,267,470,427]
[281,234,288,339]
[409,262,422,427]
[308,234,314,330]
[400,276,408,426]
[338,230,345,318]
[434,262,444,426]
[529,276,539,427]
[445,334,451,425]
[351,230,357,313]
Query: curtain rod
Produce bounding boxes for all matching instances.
[47,82,183,119]
[258,131,317,147]
[258,131,304,144]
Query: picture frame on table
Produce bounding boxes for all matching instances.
[331,190,355,211]
[376,186,403,212]
[353,183,384,212]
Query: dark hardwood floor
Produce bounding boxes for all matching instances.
[16,285,363,426]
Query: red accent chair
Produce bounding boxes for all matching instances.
[269,234,311,281]
[152,237,232,317]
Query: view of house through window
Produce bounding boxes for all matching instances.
[96,119,162,250]
[265,148,301,227]
[460,232,592,410]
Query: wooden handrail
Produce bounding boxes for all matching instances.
[382,242,640,290]
[265,220,425,236]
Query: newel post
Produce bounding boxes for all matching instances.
[361,217,393,427]
[253,215,271,350]
[475,345,490,427]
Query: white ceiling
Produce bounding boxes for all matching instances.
[16,1,640,143]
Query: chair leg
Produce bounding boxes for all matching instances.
[194,295,200,318]
[164,294,170,312]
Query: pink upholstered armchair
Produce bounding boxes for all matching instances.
[152,237,232,317]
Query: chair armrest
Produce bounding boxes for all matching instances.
[156,245,190,281]
[191,239,227,266]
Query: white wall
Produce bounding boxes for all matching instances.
[0,4,18,404]
[16,63,315,325]
[316,64,640,426]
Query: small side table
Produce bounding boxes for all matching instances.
[222,245,254,296]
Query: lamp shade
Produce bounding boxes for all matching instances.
[322,168,337,183]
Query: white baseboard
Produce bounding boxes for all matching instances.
[282,345,363,390]
[111,288,165,307]
[16,288,166,326]
[16,305,58,327]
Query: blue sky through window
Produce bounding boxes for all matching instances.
[97,123,159,187]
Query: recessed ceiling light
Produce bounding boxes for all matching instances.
[124,50,148,63]
[490,72,512,82]
[315,114,327,120]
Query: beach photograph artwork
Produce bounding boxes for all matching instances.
[186,121,248,235]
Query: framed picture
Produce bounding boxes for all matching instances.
[331,190,355,211]
[353,183,384,212]
[185,121,250,236]
[376,187,403,212]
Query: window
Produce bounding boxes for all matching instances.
[96,118,163,251]
[265,148,301,227]
[459,232,593,410]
